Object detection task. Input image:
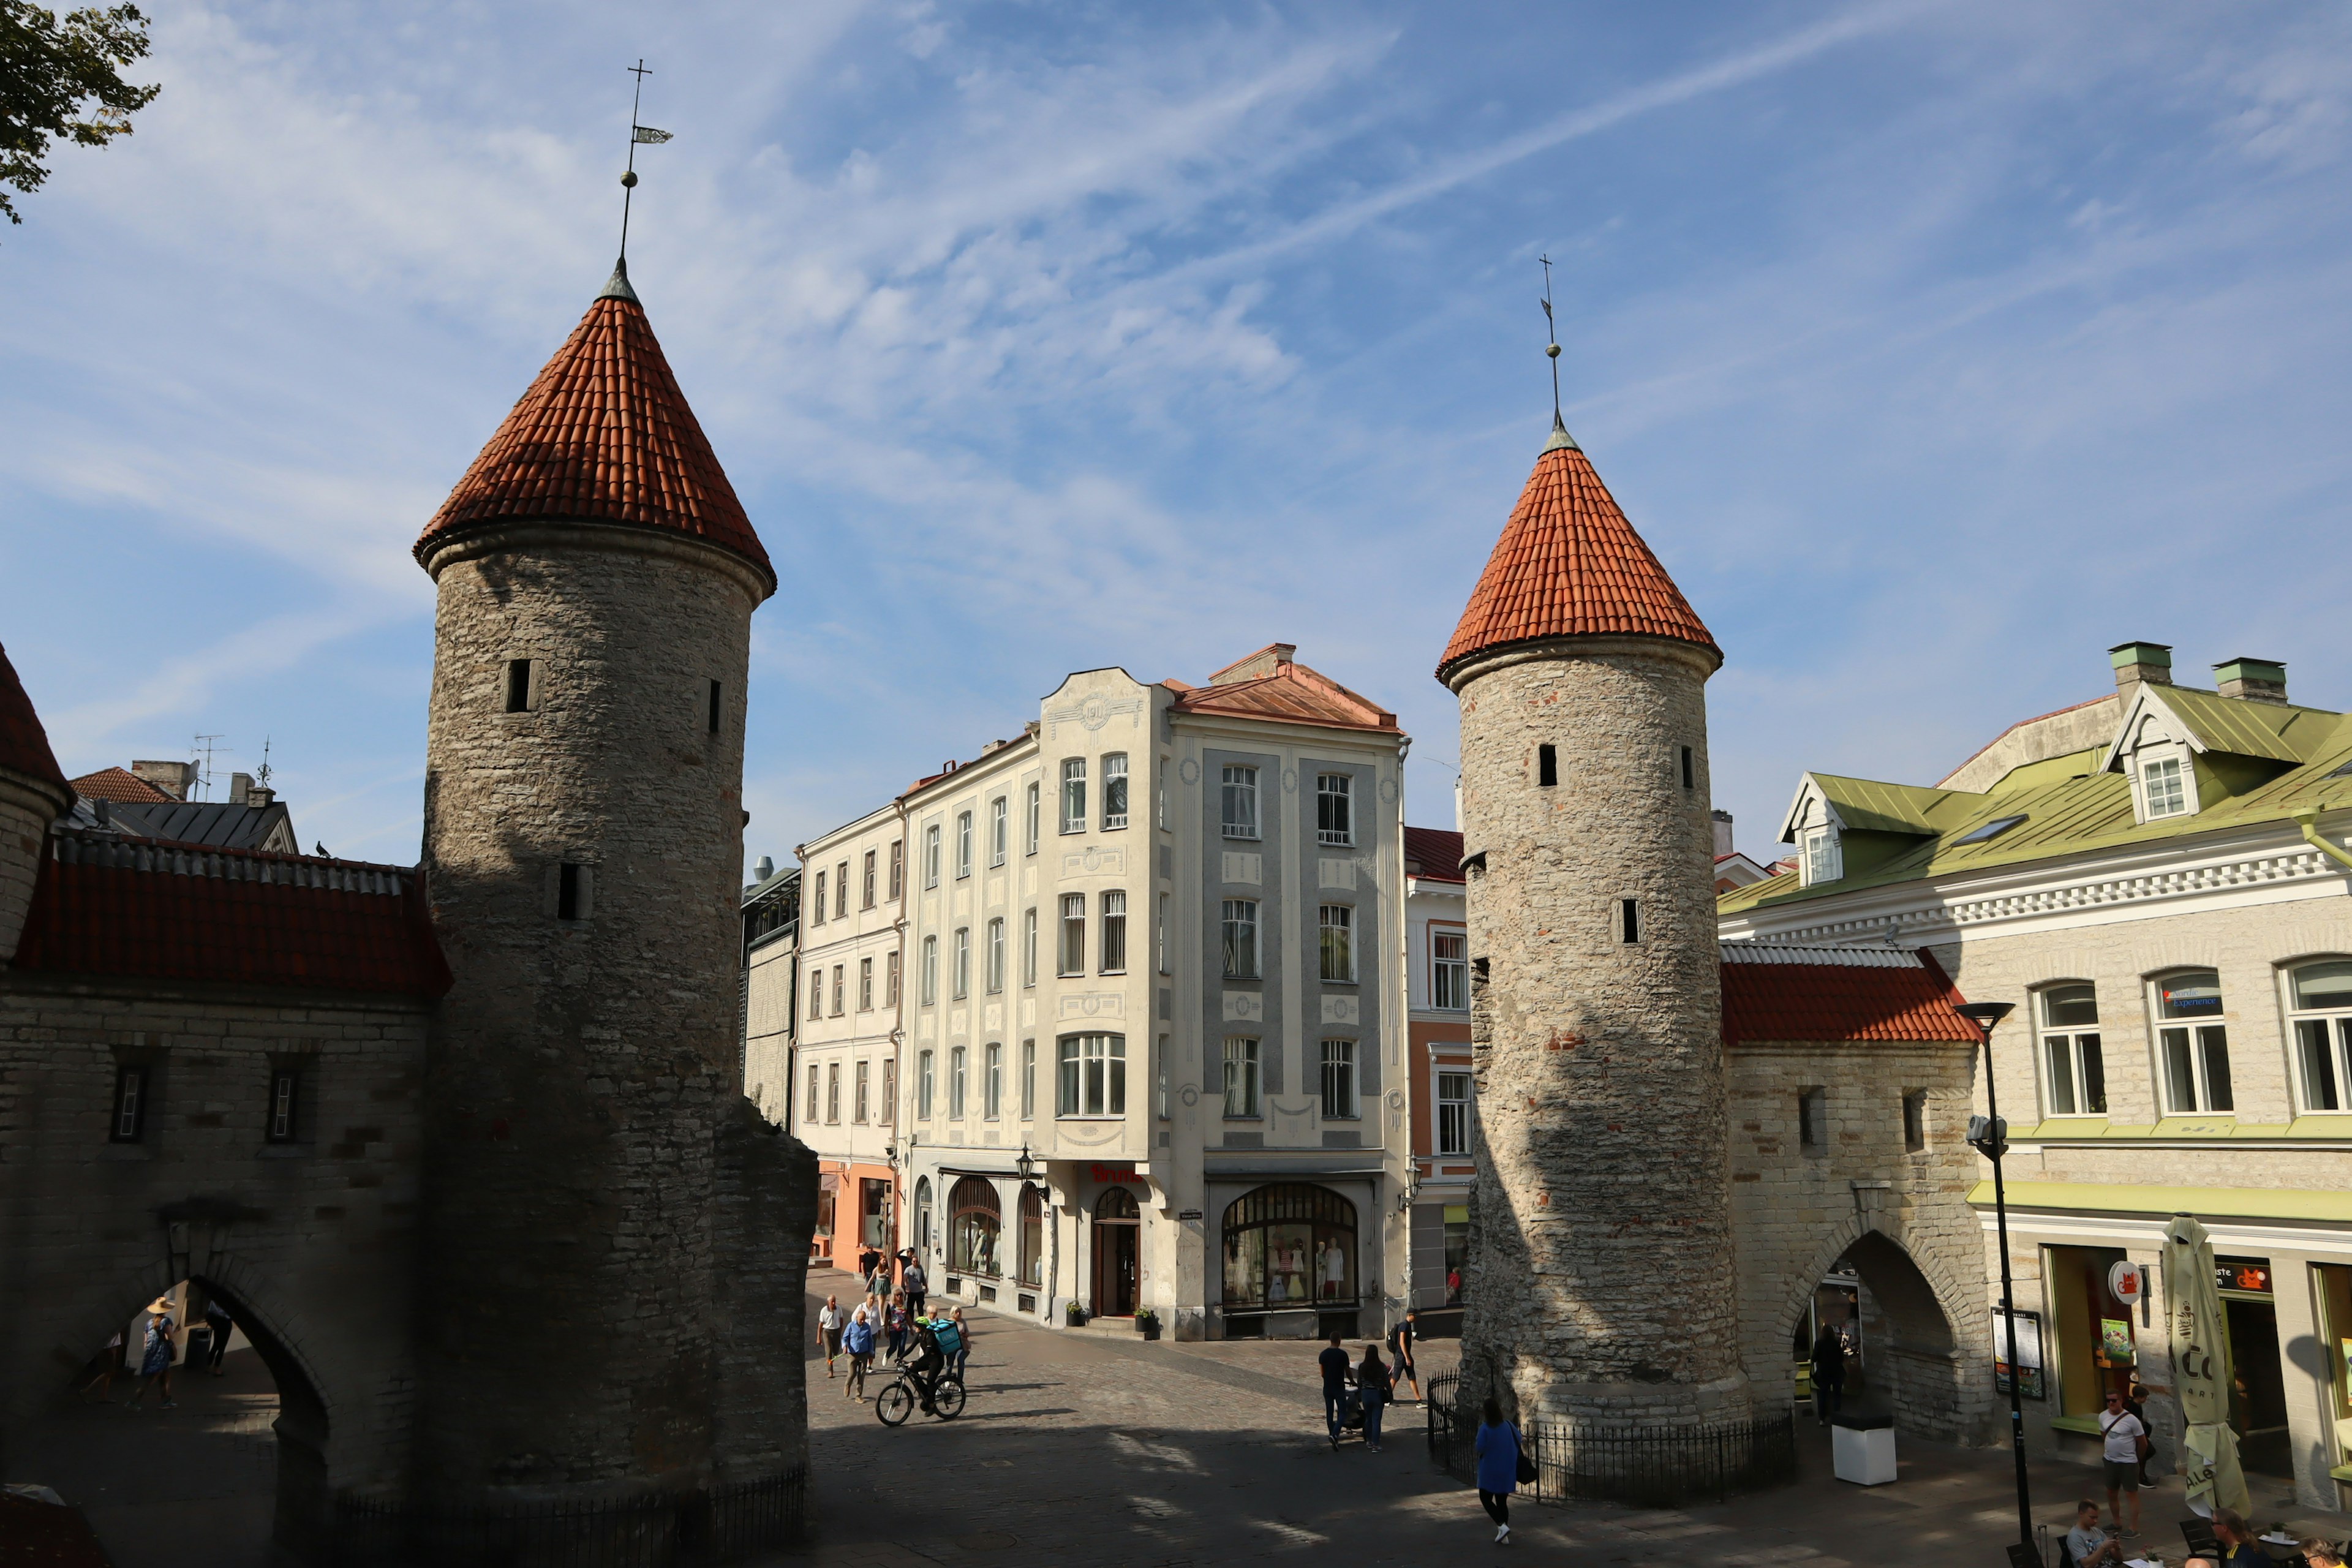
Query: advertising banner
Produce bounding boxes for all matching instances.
[2162,1214,2252,1517]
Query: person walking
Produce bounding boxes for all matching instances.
[818,1295,843,1379]
[1809,1319,1846,1427]
[1357,1343,1391,1453]
[123,1300,178,1410]
[903,1258,928,1319]
[948,1306,972,1382]
[858,1242,884,1296]
[2098,1387,2146,1539]
[202,1297,233,1375]
[843,1306,876,1401]
[1474,1396,1521,1545]
[1387,1310,1422,1404]
[1317,1330,1353,1450]
[886,1294,910,1361]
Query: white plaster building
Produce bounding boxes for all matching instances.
[1401,824,1474,1316]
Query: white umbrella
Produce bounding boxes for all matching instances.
[2161,1214,2252,1518]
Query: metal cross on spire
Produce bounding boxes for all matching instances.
[616,58,674,267]
[1538,253,1578,453]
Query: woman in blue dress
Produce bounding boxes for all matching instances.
[124,1299,178,1410]
[1474,1395,1521,1545]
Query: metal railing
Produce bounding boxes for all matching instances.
[1425,1374,1796,1509]
[331,1468,805,1566]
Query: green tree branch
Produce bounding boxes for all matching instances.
[0,1,160,227]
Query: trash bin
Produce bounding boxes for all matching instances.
[1830,1407,1896,1485]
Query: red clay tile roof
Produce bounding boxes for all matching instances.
[1170,658,1400,734]
[1404,824,1465,882]
[1717,944,1978,1046]
[415,273,772,587]
[1438,439,1717,682]
[13,833,451,997]
[70,765,173,803]
[0,641,67,800]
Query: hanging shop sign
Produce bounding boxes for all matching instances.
[2214,1256,2272,1295]
[1993,1308,2046,1399]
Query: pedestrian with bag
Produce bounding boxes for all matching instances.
[818,1294,843,1378]
[843,1305,876,1401]
[2098,1386,2146,1539]
[1317,1330,1354,1450]
[903,1258,928,1318]
[1356,1343,1392,1453]
[202,1297,234,1376]
[1387,1310,1422,1404]
[948,1306,973,1382]
[1474,1395,1527,1545]
[124,1300,178,1411]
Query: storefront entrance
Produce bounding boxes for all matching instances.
[1091,1186,1139,1318]
[1218,1183,1358,1340]
[861,1178,891,1250]
[2218,1256,2291,1479]
[2045,1243,2136,1438]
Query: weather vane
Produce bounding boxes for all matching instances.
[617,59,674,265]
[1539,253,1563,424]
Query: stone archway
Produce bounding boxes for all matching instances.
[1774,1215,1990,1446]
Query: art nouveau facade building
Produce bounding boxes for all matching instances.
[1721,641,2352,1509]
[1401,825,1473,1314]
[776,645,1417,1340]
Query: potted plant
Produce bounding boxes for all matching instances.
[1065,1302,1088,1328]
[1135,1308,1161,1341]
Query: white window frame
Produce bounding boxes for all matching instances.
[886,949,900,1006]
[1023,907,1038,988]
[918,1049,935,1119]
[1222,1036,1261,1118]
[956,811,973,879]
[1321,1038,1359,1120]
[2138,752,2191,820]
[1061,759,1087,835]
[924,824,941,889]
[862,850,877,908]
[1020,1039,1036,1120]
[1319,903,1356,983]
[2150,969,2233,1114]
[950,1045,967,1118]
[985,1042,1003,1120]
[1222,898,1260,979]
[1158,892,1170,974]
[1436,1068,1472,1155]
[2287,959,2352,1113]
[921,936,938,1006]
[1025,782,1040,855]
[952,927,971,1000]
[1316,772,1353,846]
[854,1060,870,1123]
[826,1061,840,1123]
[810,870,826,924]
[1102,753,1129,830]
[1803,826,1841,887]
[831,963,845,1016]
[1431,927,1467,1010]
[1058,894,1085,977]
[807,962,824,1020]
[1221,764,1259,840]
[888,839,903,900]
[2035,983,2106,1118]
[990,796,1008,866]
[986,917,1006,994]
[1057,1032,1126,1118]
[1101,890,1127,973]
[859,956,873,1011]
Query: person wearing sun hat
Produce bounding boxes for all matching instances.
[123,1297,178,1410]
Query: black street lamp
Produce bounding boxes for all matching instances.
[1957,999,2031,1566]
[1015,1142,1036,1182]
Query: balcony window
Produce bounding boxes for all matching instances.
[1316,773,1352,846]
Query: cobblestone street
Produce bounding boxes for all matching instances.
[787,1271,2352,1566]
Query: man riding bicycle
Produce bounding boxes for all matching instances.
[906,1311,952,1414]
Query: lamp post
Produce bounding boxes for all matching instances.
[1957,999,2030,1562]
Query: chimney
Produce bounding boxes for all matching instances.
[1711,809,1735,859]
[2213,656,2288,705]
[2108,641,2173,692]
[246,786,275,808]
[230,772,255,805]
[130,760,198,801]
[1208,644,1297,687]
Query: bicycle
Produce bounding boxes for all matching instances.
[874,1358,965,1426]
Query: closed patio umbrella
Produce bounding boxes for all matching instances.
[2161,1214,2252,1517]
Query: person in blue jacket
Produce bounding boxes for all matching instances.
[1474,1396,1521,1545]
[842,1305,877,1402]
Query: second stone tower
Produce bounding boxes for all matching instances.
[1438,415,1752,1438]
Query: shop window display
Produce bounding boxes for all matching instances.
[950,1176,1001,1278]
[1018,1183,1044,1289]
[1220,1183,1355,1312]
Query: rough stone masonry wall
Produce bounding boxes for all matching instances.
[1725,1038,1994,1446]
[1453,638,1751,1427]
[416,529,806,1506]
[0,781,57,963]
[0,976,428,1545]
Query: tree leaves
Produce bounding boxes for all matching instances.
[0,1,161,227]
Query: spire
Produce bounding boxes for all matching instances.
[413,273,773,589]
[1538,254,1578,453]
[1435,439,1717,685]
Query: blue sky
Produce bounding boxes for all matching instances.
[3,1,2348,870]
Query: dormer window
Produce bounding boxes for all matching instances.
[1802,826,1841,886]
[2140,756,2188,818]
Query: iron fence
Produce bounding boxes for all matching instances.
[331,1468,805,1567]
[1424,1373,1796,1509]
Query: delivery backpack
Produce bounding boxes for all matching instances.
[929,1319,963,1357]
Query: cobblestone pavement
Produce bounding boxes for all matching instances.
[785,1269,2352,1567]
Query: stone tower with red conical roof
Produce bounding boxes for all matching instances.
[411,260,812,1546]
[1438,414,1752,1443]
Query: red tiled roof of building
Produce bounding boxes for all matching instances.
[0,641,67,800]
[415,270,772,587]
[70,766,173,803]
[1438,437,1717,682]
[13,834,451,998]
[1717,944,1978,1046]
[1404,824,1465,882]
[1170,655,1400,734]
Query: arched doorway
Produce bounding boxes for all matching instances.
[1090,1186,1140,1317]
[949,1177,1001,1279]
[1790,1231,1964,1441]
[21,1270,333,1564]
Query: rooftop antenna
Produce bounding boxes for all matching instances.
[191,734,227,802]
[1538,254,1577,452]
[616,59,673,270]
